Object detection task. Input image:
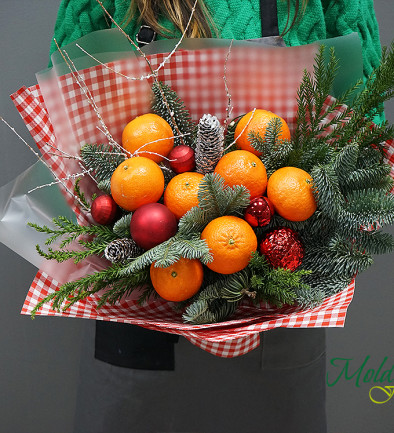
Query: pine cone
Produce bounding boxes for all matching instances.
[195,114,224,175]
[104,238,142,263]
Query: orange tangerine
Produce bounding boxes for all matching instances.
[235,109,291,156]
[110,157,164,212]
[267,166,317,221]
[214,150,267,199]
[122,113,174,163]
[201,216,257,274]
[164,172,204,219]
[150,258,204,302]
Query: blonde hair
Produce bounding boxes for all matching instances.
[124,0,308,39]
[125,0,214,38]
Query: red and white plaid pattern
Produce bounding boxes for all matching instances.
[21,270,354,358]
[11,44,393,357]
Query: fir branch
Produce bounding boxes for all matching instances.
[333,142,359,185]
[350,229,394,255]
[295,286,326,309]
[112,213,132,238]
[178,206,211,235]
[197,173,250,217]
[97,178,112,194]
[151,81,197,148]
[352,43,394,120]
[338,189,394,230]
[346,164,392,191]
[137,285,158,305]
[81,143,126,182]
[118,233,212,276]
[182,272,249,324]
[311,164,345,219]
[303,239,374,279]
[31,263,121,316]
[182,297,239,324]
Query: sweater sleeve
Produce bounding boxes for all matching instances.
[49,0,116,61]
[322,0,382,82]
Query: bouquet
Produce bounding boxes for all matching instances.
[1,24,393,357]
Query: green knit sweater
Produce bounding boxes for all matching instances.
[50,0,382,83]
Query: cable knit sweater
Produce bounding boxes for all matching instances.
[50,0,382,83]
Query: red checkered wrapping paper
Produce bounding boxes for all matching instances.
[11,43,393,357]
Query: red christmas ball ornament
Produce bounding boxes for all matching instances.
[130,203,178,250]
[244,196,275,227]
[168,145,195,174]
[259,227,304,271]
[91,195,118,225]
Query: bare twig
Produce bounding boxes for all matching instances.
[223,39,234,127]
[28,169,93,194]
[94,0,200,146]
[55,39,123,153]
[0,116,88,210]
[224,108,256,152]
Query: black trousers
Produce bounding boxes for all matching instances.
[73,324,327,433]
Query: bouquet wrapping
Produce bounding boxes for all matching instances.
[1,30,393,357]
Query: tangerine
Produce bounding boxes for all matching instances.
[267,167,317,221]
[214,150,267,199]
[201,216,257,274]
[235,109,291,156]
[122,113,174,163]
[111,157,164,212]
[150,257,204,302]
[164,172,204,219]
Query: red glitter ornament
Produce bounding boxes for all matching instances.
[168,145,195,173]
[130,203,178,250]
[259,227,304,271]
[91,195,118,225]
[244,196,275,227]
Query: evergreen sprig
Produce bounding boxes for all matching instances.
[117,233,212,277]
[178,173,250,235]
[197,173,250,217]
[182,272,249,324]
[112,213,132,238]
[31,264,151,317]
[81,143,125,183]
[151,81,197,147]
[249,118,294,175]
[74,178,91,209]
[28,216,117,248]
[248,252,311,307]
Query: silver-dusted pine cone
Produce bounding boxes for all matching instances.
[104,238,142,263]
[195,114,224,175]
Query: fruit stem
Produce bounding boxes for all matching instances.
[241,288,256,299]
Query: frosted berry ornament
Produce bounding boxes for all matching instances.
[91,195,118,225]
[168,145,195,173]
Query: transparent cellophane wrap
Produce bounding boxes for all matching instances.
[2,30,393,357]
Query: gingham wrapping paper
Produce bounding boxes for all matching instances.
[21,270,355,358]
[11,45,392,357]
[43,44,317,156]
[10,86,88,225]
